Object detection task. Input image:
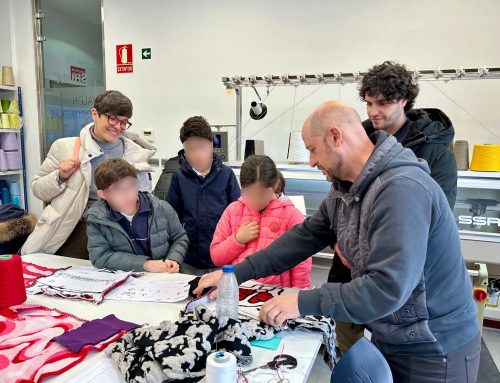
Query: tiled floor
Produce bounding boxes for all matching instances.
[306,327,500,383]
[483,328,500,372]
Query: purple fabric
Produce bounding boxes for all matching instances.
[53,314,141,352]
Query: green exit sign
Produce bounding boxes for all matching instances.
[142,48,151,60]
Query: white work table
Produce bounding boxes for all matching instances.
[21,253,324,383]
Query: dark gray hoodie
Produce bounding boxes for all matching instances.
[234,132,478,356]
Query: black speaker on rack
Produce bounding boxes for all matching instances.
[244,140,265,159]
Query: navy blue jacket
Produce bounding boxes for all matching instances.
[166,151,240,269]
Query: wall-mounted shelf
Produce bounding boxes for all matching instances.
[0,128,22,134]
[0,86,28,211]
[0,84,17,91]
[0,170,23,176]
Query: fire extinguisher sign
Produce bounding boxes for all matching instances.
[116,44,133,73]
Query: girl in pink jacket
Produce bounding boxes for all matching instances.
[210,155,312,288]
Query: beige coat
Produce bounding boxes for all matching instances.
[21,123,156,255]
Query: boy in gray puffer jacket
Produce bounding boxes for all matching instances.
[85,159,188,272]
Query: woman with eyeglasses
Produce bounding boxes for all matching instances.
[22,90,156,259]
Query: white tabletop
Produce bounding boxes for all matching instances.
[21,254,323,383]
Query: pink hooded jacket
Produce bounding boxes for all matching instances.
[210,197,312,288]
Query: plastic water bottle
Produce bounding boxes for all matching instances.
[216,265,239,321]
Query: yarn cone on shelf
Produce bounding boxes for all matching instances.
[0,114,10,129]
[469,144,500,172]
[287,131,309,163]
[0,132,18,151]
[453,140,469,171]
[8,114,22,129]
[5,151,21,170]
[1,66,15,86]
[0,149,7,171]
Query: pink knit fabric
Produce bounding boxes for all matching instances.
[0,304,126,383]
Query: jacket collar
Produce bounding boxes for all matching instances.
[333,132,403,202]
[79,123,157,167]
[362,108,455,149]
[238,196,293,214]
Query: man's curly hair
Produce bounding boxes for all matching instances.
[359,61,419,112]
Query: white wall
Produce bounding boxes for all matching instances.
[102,0,500,179]
[5,0,500,216]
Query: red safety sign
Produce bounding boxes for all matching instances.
[116,44,133,73]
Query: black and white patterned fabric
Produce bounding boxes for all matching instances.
[106,305,275,382]
[287,315,336,369]
[106,305,336,383]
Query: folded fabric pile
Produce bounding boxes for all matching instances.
[0,304,132,383]
[107,305,337,383]
[26,266,140,304]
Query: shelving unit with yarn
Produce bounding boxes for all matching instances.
[0,85,28,211]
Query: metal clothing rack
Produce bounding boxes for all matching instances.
[221,66,500,160]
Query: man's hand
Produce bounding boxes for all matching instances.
[143,260,169,273]
[236,221,260,244]
[192,270,223,299]
[59,159,81,181]
[165,259,180,273]
[259,294,300,326]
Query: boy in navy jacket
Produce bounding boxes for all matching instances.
[167,116,240,275]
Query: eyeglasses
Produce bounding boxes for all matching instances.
[102,113,132,130]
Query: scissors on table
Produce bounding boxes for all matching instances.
[244,354,298,374]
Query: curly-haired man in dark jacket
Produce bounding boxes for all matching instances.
[330,61,458,355]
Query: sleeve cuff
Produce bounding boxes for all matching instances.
[234,260,255,285]
[166,252,184,266]
[130,257,147,272]
[298,289,323,316]
[231,233,247,248]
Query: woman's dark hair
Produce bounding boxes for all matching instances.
[240,155,278,188]
[359,61,419,112]
[275,171,286,194]
[94,90,133,118]
[180,116,213,143]
[94,159,138,190]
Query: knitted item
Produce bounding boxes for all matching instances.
[52,314,141,352]
[21,262,63,288]
[26,267,140,304]
[0,304,126,383]
[287,315,336,369]
[107,305,337,383]
[106,305,276,383]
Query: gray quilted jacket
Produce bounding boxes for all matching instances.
[85,193,188,272]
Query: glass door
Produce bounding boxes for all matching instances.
[34,0,105,157]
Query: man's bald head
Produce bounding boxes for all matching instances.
[302,100,375,183]
[304,100,363,138]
